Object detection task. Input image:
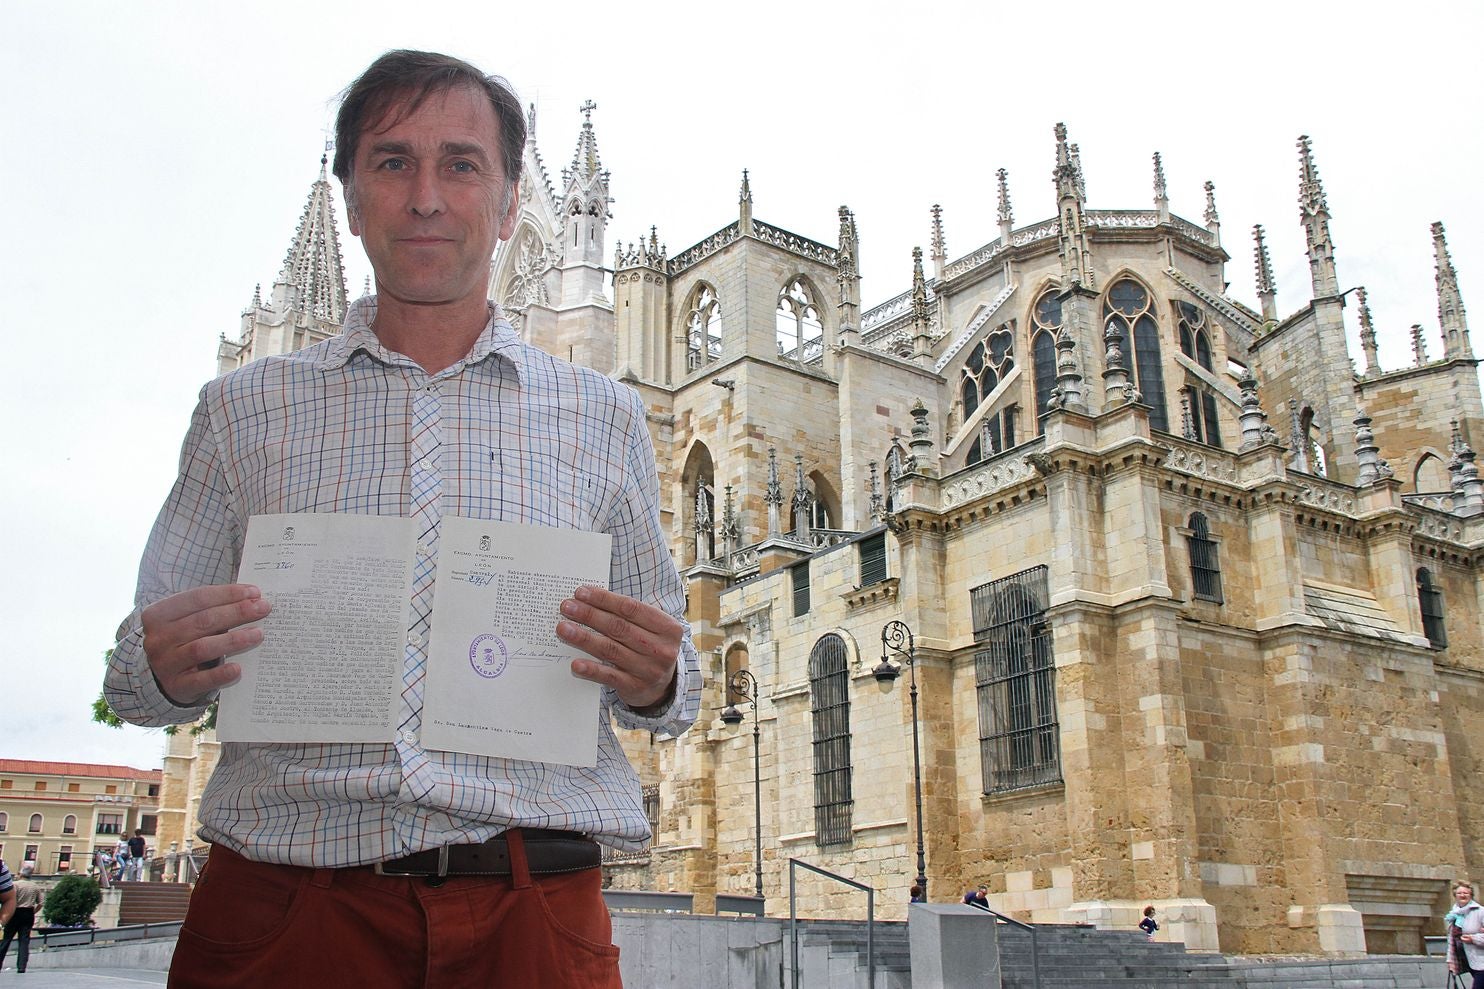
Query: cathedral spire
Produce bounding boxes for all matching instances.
[910,246,932,363]
[1433,221,1472,358]
[765,446,784,536]
[996,168,1014,243]
[1053,123,1093,289]
[273,155,348,323]
[837,205,861,343]
[1412,324,1429,366]
[559,101,611,274]
[1297,135,1339,299]
[1152,152,1169,220]
[1203,180,1220,242]
[566,100,604,183]
[739,169,754,235]
[929,204,946,278]
[1253,224,1278,322]
[1353,286,1379,375]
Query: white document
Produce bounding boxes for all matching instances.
[217,513,417,743]
[422,517,612,768]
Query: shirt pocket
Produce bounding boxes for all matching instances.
[483,450,617,531]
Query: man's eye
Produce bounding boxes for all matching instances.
[379,158,407,171]
[450,161,475,174]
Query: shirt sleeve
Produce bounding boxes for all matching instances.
[104,388,241,727]
[606,388,702,737]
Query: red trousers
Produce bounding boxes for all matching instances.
[168,834,621,988]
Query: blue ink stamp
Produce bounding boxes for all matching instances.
[469,633,509,679]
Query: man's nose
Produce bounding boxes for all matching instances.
[408,169,445,217]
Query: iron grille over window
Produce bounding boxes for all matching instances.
[1418,568,1447,648]
[970,566,1061,795]
[809,633,853,846]
[858,532,887,586]
[1187,513,1223,603]
[792,561,811,617]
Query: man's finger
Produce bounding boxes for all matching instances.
[144,584,262,625]
[571,585,679,635]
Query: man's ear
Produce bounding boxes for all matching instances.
[496,180,520,242]
[345,182,362,237]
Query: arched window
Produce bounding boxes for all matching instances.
[1031,290,1061,429]
[884,444,906,516]
[1106,279,1168,432]
[1176,302,1222,447]
[809,633,852,847]
[63,814,77,835]
[28,814,42,833]
[1299,407,1327,477]
[1418,568,1447,648]
[962,327,1018,464]
[1414,454,1451,493]
[1186,512,1223,603]
[724,645,749,706]
[682,442,716,566]
[0,812,8,831]
[971,566,1059,794]
[776,279,824,363]
[686,286,723,371]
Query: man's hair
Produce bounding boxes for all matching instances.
[18,863,32,877]
[333,50,525,215]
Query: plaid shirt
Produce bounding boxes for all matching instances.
[106,299,700,866]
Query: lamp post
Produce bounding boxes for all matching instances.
[875,620,928,898]
[720,668,764,900]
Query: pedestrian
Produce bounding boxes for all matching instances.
[909,884,925,904]
[1139,905,1159,940]
[101,48,699,989]
[126,829,148,881]
[0,864,43,973]
[963,884,990,910]
[1448,881,1484,988]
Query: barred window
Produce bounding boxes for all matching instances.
[971,566,1060,794]
[809,633,853,846]
[1187,513,1223,603]
[792,561,811,617]
[643,784,660,838]
[858,532,887,586]
[1418,568,1447,648]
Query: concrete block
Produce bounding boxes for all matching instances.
[908,903,1000,989]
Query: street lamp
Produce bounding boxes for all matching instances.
[720,668,764,900]
[877,620,928,899]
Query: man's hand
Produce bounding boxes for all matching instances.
[557,585,682,713]
[141,585,270,706]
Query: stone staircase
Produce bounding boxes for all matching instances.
[787,917,1447,988]
[115,881,193,925]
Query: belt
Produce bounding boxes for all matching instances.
[373,829,600,879]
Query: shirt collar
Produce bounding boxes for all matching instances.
[320,296,526,384]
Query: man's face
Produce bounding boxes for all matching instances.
[347,84,518,311]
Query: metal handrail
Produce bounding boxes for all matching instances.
[788,858,875,989]
[970,904,1041,989]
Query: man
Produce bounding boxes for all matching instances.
[126,829,147,881]
[0,861,14,952]
[0,864,42,974]
[963,883,990,910]
[104,50,699,988]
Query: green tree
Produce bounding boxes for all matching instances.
[41,874,103,927]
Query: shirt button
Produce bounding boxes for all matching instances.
[418,459,435,473]
[409,633,424,649]
[400,730,417,745]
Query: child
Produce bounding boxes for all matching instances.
[1139,905,1159,940]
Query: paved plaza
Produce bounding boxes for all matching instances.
[0,969,167,986]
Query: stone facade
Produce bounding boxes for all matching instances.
[159,111,1481,958]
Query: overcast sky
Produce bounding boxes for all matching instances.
[3,0,1479,771]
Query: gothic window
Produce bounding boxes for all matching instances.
[1176,302,1222,447]
[1105,279,1169,432]
[809,633,853,846]
[776,279,824,363]
[1299,407,1327,476]
[1418,568,1447,648]
[971,566,1060,795]
[1031,290,1061,429]
[1414,453,1450,493]
[962,327,1019,464]
[858,532,887,586]
[686,285,723,371]
[792,561,811,617]
[1186,512,1223,603]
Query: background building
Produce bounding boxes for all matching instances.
[0,760,161,877]
[163,109,1481,958]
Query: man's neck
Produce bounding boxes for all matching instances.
[370,294,491,374]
